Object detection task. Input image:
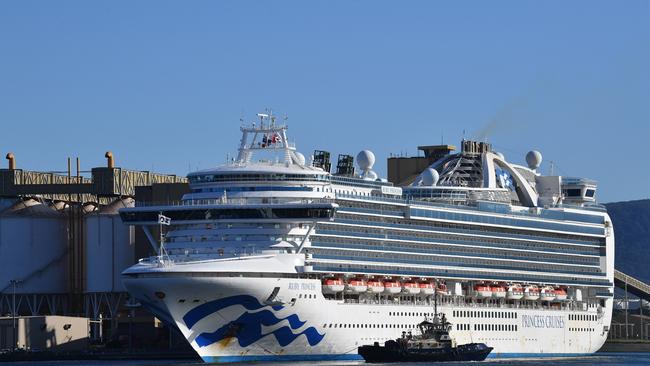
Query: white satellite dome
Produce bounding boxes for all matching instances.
[525,150,542,170]
[356,150,375,171]
[495,152,505,161]
[421,168,439,186]
[294,151,306,166]
[364,170,379,181]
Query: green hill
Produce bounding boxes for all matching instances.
[605,199,650,283]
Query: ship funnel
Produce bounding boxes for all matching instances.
[105,151,114,168]
[5,153,15,170]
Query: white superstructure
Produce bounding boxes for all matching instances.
[120,112,614,363]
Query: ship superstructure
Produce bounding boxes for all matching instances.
[120,112,614,362]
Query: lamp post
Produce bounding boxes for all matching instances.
[9,279,20,351]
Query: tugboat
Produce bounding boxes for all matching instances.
[358,296,493,363]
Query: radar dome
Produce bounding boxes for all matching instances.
[356,150,375,171]
[421,168,439,186]
[525,150,542,170]
[294,152,306,166]
[495,152,505,160]
[364,171,379,181]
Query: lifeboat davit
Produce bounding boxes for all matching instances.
[540,286,556,302]
[383,280,402,294]
[506,284,524,300]
[436,282,450,296]
[346,278,368,293]
[322,278,345,294]
[474,283,492,298]
[554,287,568,302]
[367,280,385,293]
[419,282,436,295]
[491,283,507,299]
[403,281,421,295]
[523,285,540,301]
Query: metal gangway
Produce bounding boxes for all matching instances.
[614,269,650,302]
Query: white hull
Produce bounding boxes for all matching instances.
[124,274,612,363]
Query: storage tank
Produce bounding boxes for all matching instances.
[85,198,135,293]
[0,199,67,294]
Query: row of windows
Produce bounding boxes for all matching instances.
[319,221,602,257]
[457,323,470,331]
[339,201,405,213]
[388,311,433,317]
[309,249,604,277]
[570,327,595,332]
[323,323,419,329]
[569,314,597,321]
[188,173,329,184]
[335,210,603,244]
[169,234,299,244]
[453,310,517,319]
[311,235,598,266]
[192,186,314,193]
[468,323,518,332]
[121,207,334,223]
[339,192,604,224]
[410,208,604,236]
[311,264,613,288]
[331,176,393,188]
[339,206,404,217]
[176,222,294,230]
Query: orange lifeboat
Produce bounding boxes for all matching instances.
[403,280,421,295]
[554,287,568,302]
[419,281,436,295]
[540,286,556,302]
[474,282,492,298]
[346,278,368,293]
[383,280,402,294]
[491,283,506,299]
[322,278,345,294]
[367,279,384,293]
[506,284,524,300]
[523,285,540,301]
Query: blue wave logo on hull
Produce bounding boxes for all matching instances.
[182,295,325,348]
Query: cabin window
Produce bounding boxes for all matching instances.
[565,188,582,197]
[586,189,596,197]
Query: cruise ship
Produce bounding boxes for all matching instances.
[120,112,614,362]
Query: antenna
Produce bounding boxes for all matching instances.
[549,160,555,176]
[434,290,438,316]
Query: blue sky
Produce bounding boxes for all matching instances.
[0,1,648,202]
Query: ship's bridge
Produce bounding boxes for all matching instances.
[183,112,334,203]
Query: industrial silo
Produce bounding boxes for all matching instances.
[85,198,135,294]
[0,198,68,296]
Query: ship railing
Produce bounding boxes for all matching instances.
[557,203,607,212]
[338,192,608,220]
[134,197,335,207]
[340,297,594,311]
[138,248,271,264]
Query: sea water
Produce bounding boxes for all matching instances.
[1,353,650,366]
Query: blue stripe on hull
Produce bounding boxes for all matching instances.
[202,352,593,363]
